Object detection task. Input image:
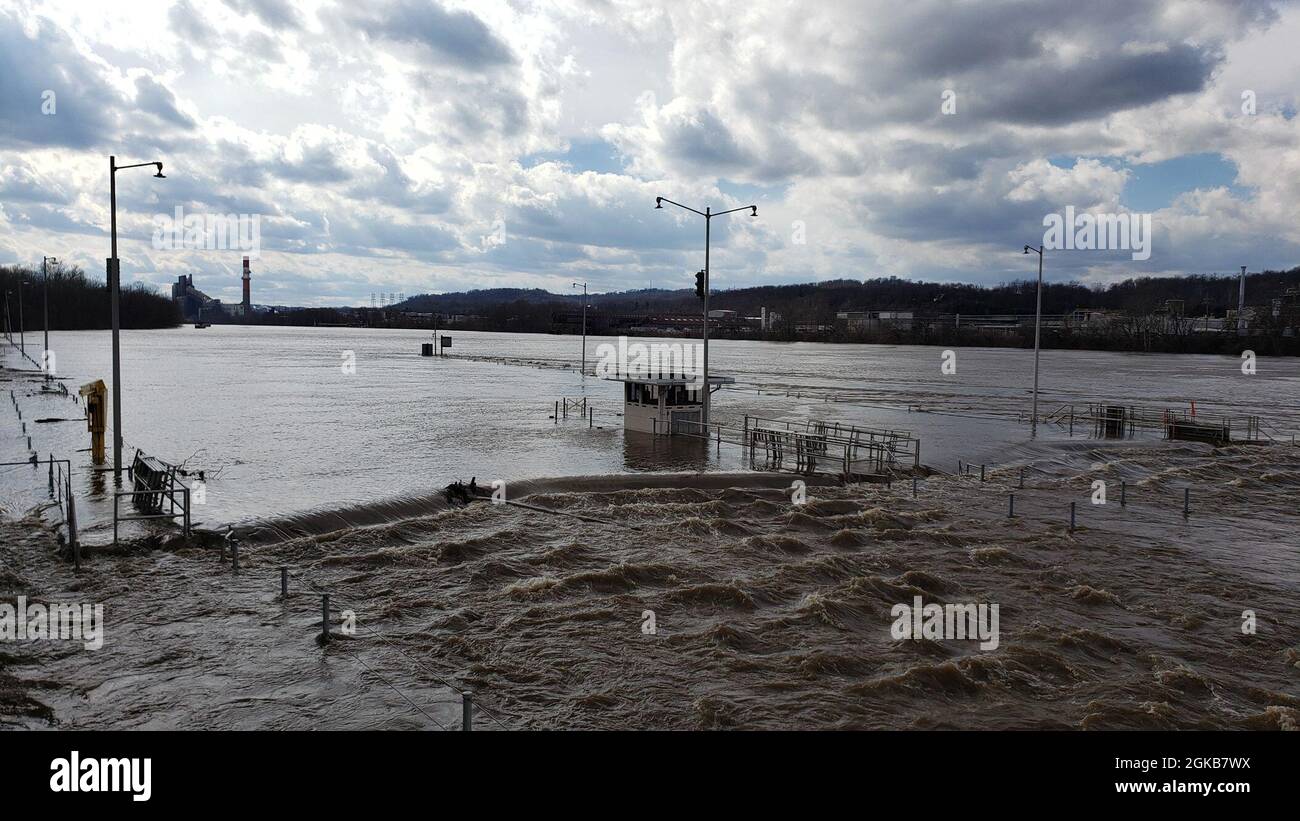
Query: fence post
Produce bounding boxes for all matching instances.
[980,464,985,482]
[462,692,473,731]
[69,491,80,570]
[1018,467,1025,489]
[554,400,558,423]
[321,594,330,643]
[183,487,191,536]
[48,455,53,495]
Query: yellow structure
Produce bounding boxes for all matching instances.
[79,379,107,465]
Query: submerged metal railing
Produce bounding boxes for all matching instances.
[1041,402,1269,444]
[1,456,79,566]
[113,448,192,543]
[656,414,920,478]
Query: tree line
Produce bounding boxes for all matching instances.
[0,264,180,331]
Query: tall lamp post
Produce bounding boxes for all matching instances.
[42,256,57,377]
[654,197,757,425]
[109,156,166,484]
[1023,244,1044,438]
[17,279,28,357]
[572,281,588,374]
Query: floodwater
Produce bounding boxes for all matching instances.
[1,329,1298,730]
[3,326,1298,535]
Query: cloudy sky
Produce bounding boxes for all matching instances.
[1,0,1299,307]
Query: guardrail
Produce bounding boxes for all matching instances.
[0,456,79,567]
[113,449,192,544]
[658,415,920,478]
[1042,402,1269,443]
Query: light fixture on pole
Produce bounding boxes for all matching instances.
[42,256,57,377]
[108,156,166,485]
[654,196,757,425]
[1023,244,1044,438]
[572,281,588,375]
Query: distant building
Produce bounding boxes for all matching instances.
[171,275,224,322]
[836,310,914,332]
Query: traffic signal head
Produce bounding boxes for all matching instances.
[694,270,706,299]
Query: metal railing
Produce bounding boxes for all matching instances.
[741,414,921,470]
[657,415,920,478]
[0,456,79,567]
[1041,402,1268,443]
[113,449,192,544]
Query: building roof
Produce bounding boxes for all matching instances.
[602,373,735,386]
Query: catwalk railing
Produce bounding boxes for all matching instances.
[113,448,193,543]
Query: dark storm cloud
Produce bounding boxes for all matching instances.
[0,11,123,149]
[345,0,515,70]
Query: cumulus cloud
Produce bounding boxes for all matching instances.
[0,0,1297,305]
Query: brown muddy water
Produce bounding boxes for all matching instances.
[3,447,1298,730]
[2,332,1298,729]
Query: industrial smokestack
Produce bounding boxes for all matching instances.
[242,256,252,324]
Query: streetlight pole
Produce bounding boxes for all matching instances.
[42,256,57,377]
[572,281,588,374]
[108,155,166,484]
[17,279,27,357]
[1023,244,1044,438]
[655,197,757,425]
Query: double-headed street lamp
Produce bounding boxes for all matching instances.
[1023,244,1044,438]
[42,256,57,376]
[654,197,757,425]
[572,281,588,374]
[109,156,166,484]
